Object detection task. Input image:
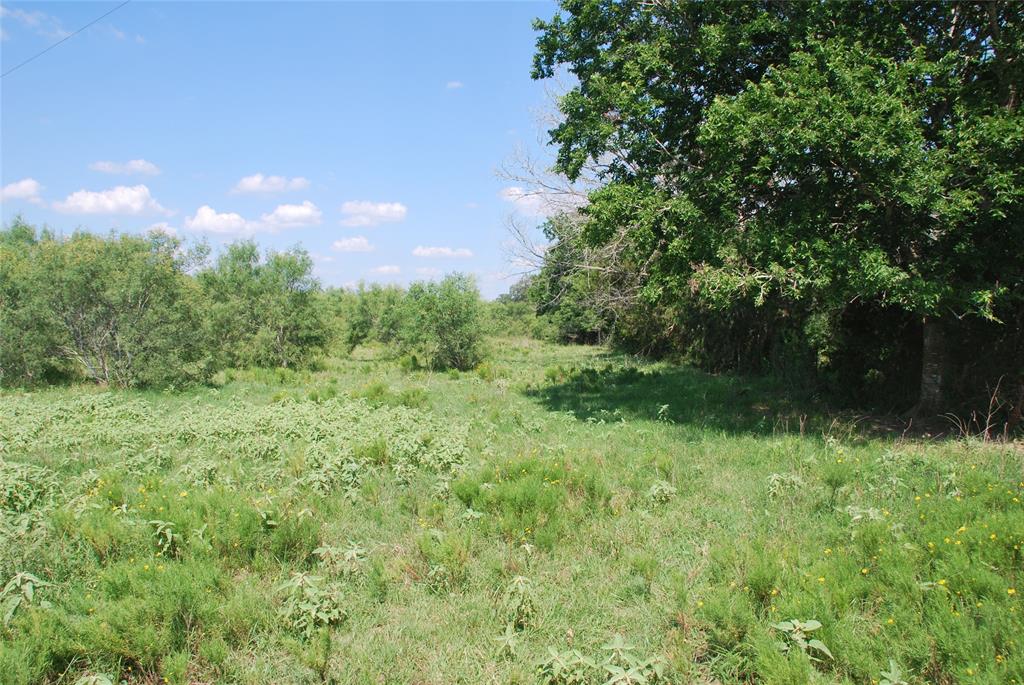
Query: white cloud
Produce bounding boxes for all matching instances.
[0,6,69,40]
[232,173,310,194]
[183,205,248,234]
[331,236,374,252]
[499,186,551,217]
[412,246,473,258]
[89,159,161,176]
[371,265,401,275]
[259,200,322,229]
[1,178,43,204]
[340,201,407,227]
[446,80,464,89]
[53,185,170,215]
[415,267,441,278]
[183,200,321,235]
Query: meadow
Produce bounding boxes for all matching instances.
[1,338,1022,685]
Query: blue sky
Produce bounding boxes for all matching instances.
[0,1,559,297]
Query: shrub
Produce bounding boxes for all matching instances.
[399,274,484,370]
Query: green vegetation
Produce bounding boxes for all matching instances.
[528,1,1023,416]
[2,339,1021,684]
[2,3,1022,683]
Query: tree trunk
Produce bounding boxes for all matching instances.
[913,316,948,417]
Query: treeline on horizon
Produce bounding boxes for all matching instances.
[0,219,520,389]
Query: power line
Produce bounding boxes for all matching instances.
[1,0,132,79]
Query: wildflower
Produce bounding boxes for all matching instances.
[886,617,894,625]
[180,491,188,498]
[818,576,825,584]
[1009,588,1017,596]
[824,548,832,555]
[861,568,869,575]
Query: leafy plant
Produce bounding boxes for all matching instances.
[537,647,597,685]
[2,572,50,627]
[879,659,909,685]
[276,572,347,639]
[646,480,676,504]
[148,519,180,556]
[494,622,520,659]
[771,619,834,662]
[500,575,536,631]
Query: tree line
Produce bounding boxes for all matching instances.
[0,219,501,389]
[522,0,1023,419]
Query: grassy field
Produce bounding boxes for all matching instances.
[1,338,1022,684]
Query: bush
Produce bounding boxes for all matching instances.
[198,242,330,370]
[0,222,210,388]
[398,274,484,370]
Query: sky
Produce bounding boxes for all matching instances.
[0,1,561,297]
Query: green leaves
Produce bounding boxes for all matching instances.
[772,618,834,662]
[1,571,50,627]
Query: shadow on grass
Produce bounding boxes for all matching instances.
[524,359,834,437]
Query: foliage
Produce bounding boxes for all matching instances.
[276,572,346,639]
[771,618,834,662]
[0,222,210,388]
[537,635,669,685]
[198,241,330,370]
[0,340,1021,683]
[531,1,1024,413]
[399,273,485,370]
[2,572,50,627]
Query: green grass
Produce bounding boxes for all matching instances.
[1,338,1022,684]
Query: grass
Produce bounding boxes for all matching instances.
[1,337,1022,684]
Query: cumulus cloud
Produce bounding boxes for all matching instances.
[446,80,464,89]
[412,246,473,258]
[371,265,401,275]
[340,201,407,227]
[89,159,161,176]
[331,236,374,252]
[232,173,310,194]
[259,200,322,229]
[1,178,43,204]
[53,185,170,215]
[183,205,248,234]
[183,201,322,234]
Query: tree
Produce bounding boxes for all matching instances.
[399,274,484,370]
[0,222,209,388]
[199,242,330,369]
[532,0,1024,413]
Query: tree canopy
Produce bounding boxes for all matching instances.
[532,0,1023,412]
